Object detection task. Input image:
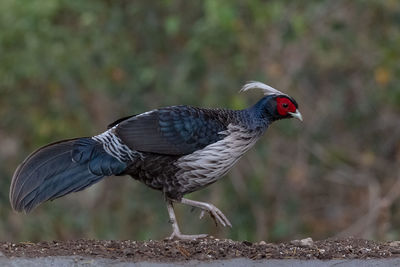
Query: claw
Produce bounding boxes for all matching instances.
[199,210,205,219]
[209,211,219,227]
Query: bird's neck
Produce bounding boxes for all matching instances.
[239,96,277,131]
[238,109,269,133]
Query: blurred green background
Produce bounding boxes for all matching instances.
[1,0,400,242]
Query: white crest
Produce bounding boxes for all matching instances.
[240,81,287,96]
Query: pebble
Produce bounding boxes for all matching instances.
[242,241,253,246]
[290,237,314,247]
[389,241,400,247]
[259,241,267,245]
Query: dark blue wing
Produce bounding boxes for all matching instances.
[115,106,229,155]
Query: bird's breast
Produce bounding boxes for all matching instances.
[175,124,263,192]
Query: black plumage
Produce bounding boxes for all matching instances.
[9,82,302,239]
[116,106,231,155]
[10,138,126,213]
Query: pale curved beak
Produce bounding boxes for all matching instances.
[289,109,303,122]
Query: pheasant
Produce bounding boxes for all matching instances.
[9,82,302,239]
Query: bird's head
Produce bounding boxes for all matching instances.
[241,81,303,122]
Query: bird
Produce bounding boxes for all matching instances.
[9,81,302,240]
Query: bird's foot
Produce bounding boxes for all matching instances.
[180,198,232,228]
[166,200,209,240]
[168,231,208,240]
[198,205,232,228]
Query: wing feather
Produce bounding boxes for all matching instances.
[115,106,228,155]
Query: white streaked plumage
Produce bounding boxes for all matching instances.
[240,81,287,96]
[92,126,141,163]
[175,124,265,192]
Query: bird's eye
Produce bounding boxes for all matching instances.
[282,103,289,108]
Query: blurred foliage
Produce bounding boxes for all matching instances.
[1,0,400,242]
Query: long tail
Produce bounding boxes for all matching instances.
[10,138,127,213]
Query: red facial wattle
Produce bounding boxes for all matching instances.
[276,97,296,116]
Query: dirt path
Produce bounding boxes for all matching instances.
[1,237,400,262]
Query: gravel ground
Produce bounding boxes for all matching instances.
[2,237,400,262]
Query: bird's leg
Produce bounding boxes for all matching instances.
[180,198,232,228]
[166,200,208,240]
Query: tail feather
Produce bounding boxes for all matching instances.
[23,166,102,212]
[10,138,126,213]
